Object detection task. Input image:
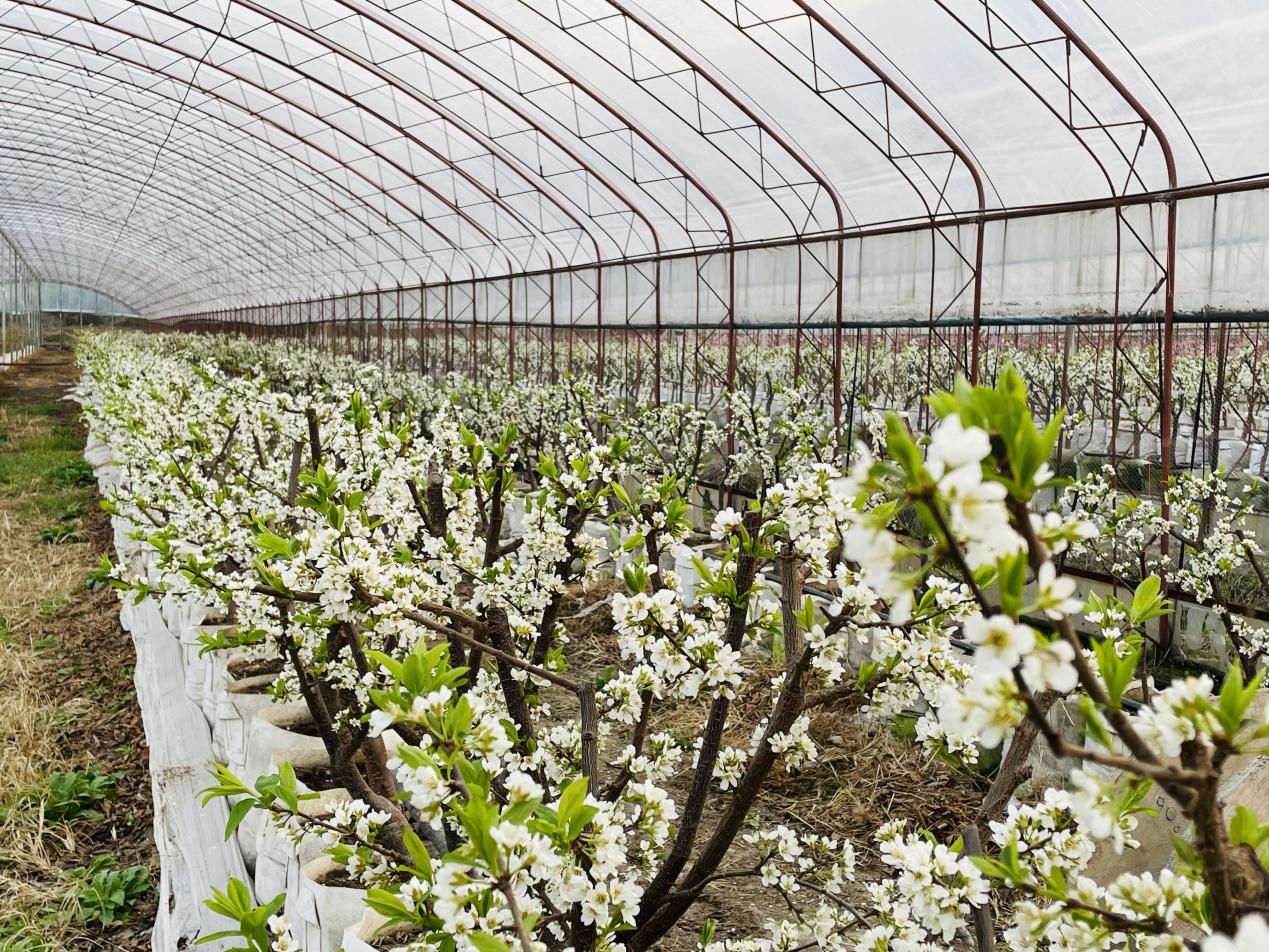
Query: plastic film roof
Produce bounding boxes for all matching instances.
[2,0,1268,318]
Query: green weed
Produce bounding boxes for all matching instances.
[64,857,149,926]
[50,461,94,490]
[38,523,80,545]
[4,767,123,825]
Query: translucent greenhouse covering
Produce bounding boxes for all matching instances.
[0,0,1264,311]
[4,0,1269,467]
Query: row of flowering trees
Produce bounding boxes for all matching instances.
[373,330,1269,475]
[77,330,1269,952]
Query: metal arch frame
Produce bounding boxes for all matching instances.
[929,0,1166,421]
[40,279,143,317]
[0,25,456,300]
[0,48,449,258]
[698,0,990,390]
[705,0,968,222]
[791,1,986,385]
[14,0,728,349]
[0,215,37,280]
[0,110,353,277]
[0,207,194,296]
[221,0,606,274]
[0,120,364,282]
[517,0,844,234]
[493,0,848,414]
[11,2,518,284]
[207,0,622,377]
[1,225,210,300]
[0,204,199,285]
[931,0,1175,452]
[92,0,586,280]
[310,0,672,268]
[932,0,1181,641]
[0,97,441,298]
[0,94,338,289]
[0,124,440,313]
[0,147,308,286]
[1026,0,1180,589]
[1074,0,1213,186]
[331,0,734,358]
[930,3,1149,200]
[12,0,755,366]
[0,118,401,299]
[378,0,731,248]
[930,0,1176,346]
[2,5,520,286]
[0,77,413,273]
[324,0,741,392]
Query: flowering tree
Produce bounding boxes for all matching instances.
[77,331,1269,952]
[1062,464,1269,676]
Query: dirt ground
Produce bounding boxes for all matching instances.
[0,350,156,951]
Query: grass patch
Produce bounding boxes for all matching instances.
[50,461,94,489]
[0,356,152,949]
[0,396,88,496]
[36,598,74,618]
[38,523,81,545]
[0,913,60,951]
[58,501,86,521]
[18,400,63,418]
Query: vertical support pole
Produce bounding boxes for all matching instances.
[653,258,662,405]
[731,246,743,502]
[549,271,557,384]
[376,292,384,365]
[969,217,986,384]
[832,236,845,449]
[508,276,516,383]
[596,266,605,388]
[794,244,803,387]
[470,278,478,382]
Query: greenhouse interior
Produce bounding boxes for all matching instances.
[4,1,1269,950]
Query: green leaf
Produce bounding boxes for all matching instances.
[253,528,297,562]
[275,762,301,813]
[1216,664,1260,739]
[555,776,591,840]
[469,934,511,952]
[1078,695,1113,750]
[365,886,416,923]
[225,798,255,839]
[884,414,923,479]
[1093,636,1140,709]
[402,827,434,878]
[997,550,1027,618]
[1129,575,1171,627]
[968,854,1015,884]
[1229,805,1269,849]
